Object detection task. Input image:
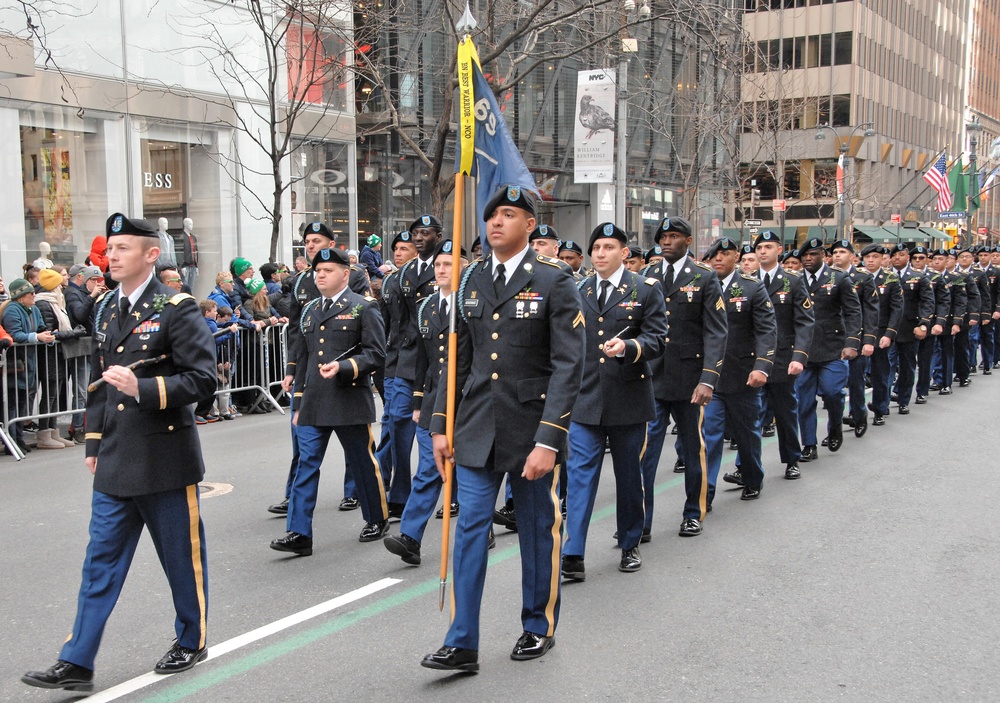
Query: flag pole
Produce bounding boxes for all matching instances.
[441,3,479,611]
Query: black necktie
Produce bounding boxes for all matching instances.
[494,263,507,297]
[764,272,772,288]
[664,264,674,290]
[599,280,612,308]
[418,261,427,278]
[323,298,332,313]
[119,297,131,329]
[440,297,449,318]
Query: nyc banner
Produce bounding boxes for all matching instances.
[574,69,617,183]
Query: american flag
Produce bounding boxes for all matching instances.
[923,153,952,212]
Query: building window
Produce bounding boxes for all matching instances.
[831,95,851,126]
[819,34,832,67]
[834,32,853,65]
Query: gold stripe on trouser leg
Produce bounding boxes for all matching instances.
[449,582,456,625]
[697,406,708,521]
[186,484,208,650]
[366,424,390,519]
[542,468,562,637]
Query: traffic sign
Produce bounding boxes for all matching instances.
[890,214,901,224]
[939,211,966,220]
[978,227,988,235]
[748,227,759,234]
[743,219,762,227]
[772,199,786,212]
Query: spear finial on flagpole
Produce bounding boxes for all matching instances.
[456,2,478,36]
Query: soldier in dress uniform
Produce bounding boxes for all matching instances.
[972,246,996,374]
[698,238,776,504]
[739,243,760,276]
[782,249,803,272]
[639,216,727,538]
[23,213,217,693]
[421,184,584,672]
[270,222,370,515]
[830,240,879,437]
[624,246,645,273]
[859,245,904,426]
[747,231,813,480]
[384,240,471,565]
[955,246,986,385]
[892,244,937,409]
[794,238,862,461]
[378,215,443,518]
[529,224,561,259]
[561,223,667,581]
[269,247,389,555]
[927,248,966,394]
[558,239,587,279]
[645,245,665,267]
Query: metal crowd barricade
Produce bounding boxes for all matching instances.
[213,322,286,415]
[1,340,90,461]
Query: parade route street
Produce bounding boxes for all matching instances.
[3,380,998,702]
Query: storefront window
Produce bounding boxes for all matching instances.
[290,139,354,245]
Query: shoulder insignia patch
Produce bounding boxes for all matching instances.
[715,298,724,311]
[168,293,195,305]
[803,297,813,309]
[644,278,657,286]
[536,255,563,269]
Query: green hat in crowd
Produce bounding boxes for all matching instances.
[232,257,253,277]
[246,278,265,295]
[8,278,33,300]
[367,235,382,248]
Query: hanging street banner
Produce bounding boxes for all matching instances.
[574,69,617,183]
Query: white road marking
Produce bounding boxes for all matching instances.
[85,577,402,702]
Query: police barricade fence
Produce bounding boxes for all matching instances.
[213,321,287,417]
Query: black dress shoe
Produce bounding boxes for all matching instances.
[421,646,479,673]
[898,405,910,414]
[561,555,585,581]
[800,445,818,462]
[929,383,941,391]
[784,463,801,480]
[722,469,745,486]
[612,527,652,543]
[891,391,899,402]
[728,439,738,450]
[994,361,1000,369]
[821,437,829,447]
[673,457,686,473]
[873,414,885,426]
[826,422,844,452]
[270,531,313,556]
[678,518,702,537]
[359,520,390,542]
[387,502,405,523]
[618,547,641,573]
[267,498,289,515]
[493,505,518,531]
[958,378,971,387]
[671,425,679,435]
[22,661,94,692]
[511,632,555,661]
[339,497,360,511]
[762,423,776,437]
[984,368,992,376]
[842,416,855,427]
[384,533,421,565]
[853,415,867,438]
[154,642,208,674]
[435,502,459,519]
[740,485,762,501]
[938,387,952,395]
[915,395,927,404]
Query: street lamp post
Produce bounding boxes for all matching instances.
[816,122,875,241]
[966,116,983,245]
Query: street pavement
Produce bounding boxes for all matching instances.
[3,379,999,702]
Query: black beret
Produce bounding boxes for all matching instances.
[391,230,413,249]
[304,222,336,241]
[559,239,584,256]
[312,247,350,268]
[740,244,755,259]
[930,248,949,258]
[431,239,467,261]
[106,212,157,239]
[529,224,559,242]
[954,244,971,254]
[860,244,884,257]
[799,238,826,255]
[588,222,628,254]
[409,214,443,232]
[829,239,853,254]
[644,246,664,262]
[782,249,802,262]
[654,216,692,243]
[946,248,959,257]
[752,230,782,249]
[624,246,643,259]
[889,244,911,256]
[702,237,739,261]
[483,184,537,221]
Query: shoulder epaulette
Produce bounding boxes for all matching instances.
[644,277,657,286]
[536,254,563,269]
[364,295,376,302]
[299,297,321,329]
[784,269,801,277]
[400,259,417,279]
[168,293,195,305]
[740,273,758,281]
[576,275,592,290]
[830,265,846,273]
[94,290,115,327]
[417,292,437,322]
[457,259,482,303]
[694,261,713,271]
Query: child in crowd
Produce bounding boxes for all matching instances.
[215,305,240,419]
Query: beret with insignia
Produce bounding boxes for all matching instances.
[106,212,157,239]
[739,243,755,260]
[483,184,537,221]
[860,244,883,257]
[587,222,628,254]
[312,247,351,268]
[752,230,781,250]
[644,245,664,263]
[305,222,336,241]
[703,237,739,261]
[799,237,826,255]
[409,214,443,232]
[530,224,560,242]
[829,239,853,254]
[782,249,802,262]
[391,230,413,249]
[654,215,692,243]
[431,239,467,261]
[890,243,911,256]
[559,239,584,255]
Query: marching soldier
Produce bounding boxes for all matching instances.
[23,213,217,692]
[748,231,813,479]
[639,216,727,538]
[830,240,879,436]
[795,238,862,460]
[558,239,587,279]
[973,245,996,374]
[739,243,760,276]
[955,246,986,384]
[927,248,966,394]
[561,223,667,580]
[699,238,776,504]
[270,247,389,555]
[421,184,584,672]
[859,245,903,426]
[894,245,938,409]
[529,224,561,259]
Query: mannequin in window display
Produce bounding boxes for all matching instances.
[156,217,178,269]
[180,218,199,291]
[34,241,54,270]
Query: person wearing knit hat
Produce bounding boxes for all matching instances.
[361,234,390,280]
[38,268,63,291]
[8,278,35,301]
[247,278,266,296]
